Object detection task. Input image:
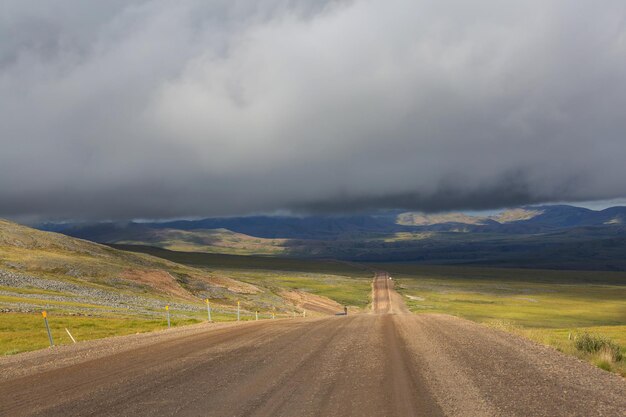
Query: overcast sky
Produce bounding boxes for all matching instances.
[2,0,626,221]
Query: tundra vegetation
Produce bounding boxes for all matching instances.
[0,220,370,355]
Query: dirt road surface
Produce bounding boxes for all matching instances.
[1,273,624,416]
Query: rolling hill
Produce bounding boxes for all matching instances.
[0,218,371,316]
[0,219,265,313]
[0,219,373,354]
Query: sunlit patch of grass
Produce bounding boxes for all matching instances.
[0,308,286,356]
[0,304,310,356]
[3,348,20,356]
[0,312,201,354]
[117,229,290,256]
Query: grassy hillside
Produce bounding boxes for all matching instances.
[0,220,371,355]
[381,264,626,375]
[0,219,263,307]
[115,228,290,256]
[113,245,373,309]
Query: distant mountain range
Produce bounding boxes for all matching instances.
[41,204,626,238]
[36,205,626,270]
[399,205,626,232]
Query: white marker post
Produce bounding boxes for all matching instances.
[237,301,240,321]
[65,328,77,343]
[42,311,54,347]
[166,305,171,328]
[272,312,275,320]
[205,299,212,322]
[303,309,306,318]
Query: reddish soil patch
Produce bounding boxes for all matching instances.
[120,269,196,301]
[192,273,261,294]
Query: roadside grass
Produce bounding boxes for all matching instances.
[383,264,626,376]
[0,308,290,356]
[0,312,200,355]
[487,322,626,376]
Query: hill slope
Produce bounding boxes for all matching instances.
[1,219,373,354]
[0,219,270,313]
[1,218,370,317]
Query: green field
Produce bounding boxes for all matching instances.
[381,264,626,375]
[0,313,199,354]
[0,294,300,356]
[0,307,284,355]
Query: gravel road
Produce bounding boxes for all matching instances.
[1,273,624,416]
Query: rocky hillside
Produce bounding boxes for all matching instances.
[0,219,266,315]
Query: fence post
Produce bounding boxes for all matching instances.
[205,299,212,322]
[166,305,171,328]
[42,311,54,347]
[237,301,240,321]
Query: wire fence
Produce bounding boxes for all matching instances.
[37,302,307,347]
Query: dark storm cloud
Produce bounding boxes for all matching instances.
[1,0,626,220]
